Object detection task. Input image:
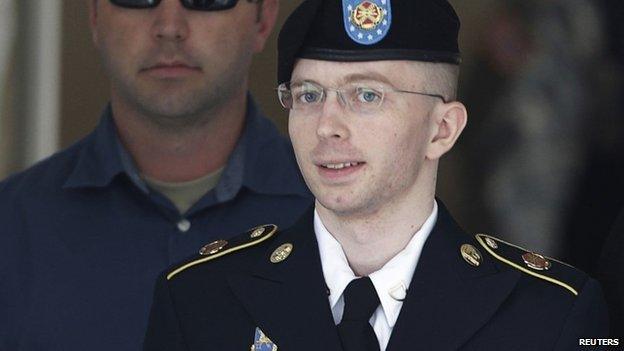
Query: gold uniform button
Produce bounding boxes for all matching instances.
[250,226,266,238]
[270,243,293,263]
[485,237,498,249]
[522,252,551,271]
[199,240,228,256]
[461,244,482,267]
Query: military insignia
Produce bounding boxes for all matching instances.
[251,327,278,351]
[199,240,228,256]
[460,244,482,267]
[167,225,278,280]
[485,237,498,249]
[250,226,266,238]
[351,1,384,29]
[475,234,580,296]
[270,243,293,263]
[522,252,551,271]
[343,0,392,45]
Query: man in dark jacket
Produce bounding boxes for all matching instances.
[0,1,312,350]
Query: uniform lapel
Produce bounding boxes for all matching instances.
[386,203,520,351]
[227,207,343,351]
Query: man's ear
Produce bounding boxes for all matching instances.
[252,0,279,53]
[89,0,100,46]
[425,101,467,160]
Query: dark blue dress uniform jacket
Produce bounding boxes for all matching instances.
[596,209,624,337]
[143,204,609,350]
[0,99,312,351]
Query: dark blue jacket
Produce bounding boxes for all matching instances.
[596,209,624,338]
[144,203,609,350]
[0,100,312,350]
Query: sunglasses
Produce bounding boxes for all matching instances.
[109,0,255,11]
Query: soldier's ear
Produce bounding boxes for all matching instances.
[425,101,467,160]
[89,0,100,45]
[252,0,279,53]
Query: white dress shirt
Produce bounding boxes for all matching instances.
[314,201,438,351]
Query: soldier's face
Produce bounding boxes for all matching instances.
[90,0,276,122]
[288,59,439,217]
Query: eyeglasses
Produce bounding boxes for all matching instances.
[277,81,447,115]
[109,0,256,11]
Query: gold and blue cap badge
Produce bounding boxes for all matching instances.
[343,0,391,45]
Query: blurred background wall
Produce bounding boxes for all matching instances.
[1,0,623,273]
[0,0,15,176]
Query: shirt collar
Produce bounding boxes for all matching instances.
[64,97,309,199]
[315,201,438,328]
[239,96,309,197]
[63,105,126,189]
[314,210,357,310]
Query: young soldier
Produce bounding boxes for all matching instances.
[144,1,609,349]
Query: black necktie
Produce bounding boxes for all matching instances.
[337,277,381,351]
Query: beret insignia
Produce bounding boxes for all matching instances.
[343,0,392,45]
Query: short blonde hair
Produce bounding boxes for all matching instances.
[412,62,460,102]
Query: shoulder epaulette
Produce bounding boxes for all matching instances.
[475,233,584,296]
[167,224,278,280]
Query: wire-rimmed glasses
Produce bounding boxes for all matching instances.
[277,81,447,115]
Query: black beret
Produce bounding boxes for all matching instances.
[277,0,461,84]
